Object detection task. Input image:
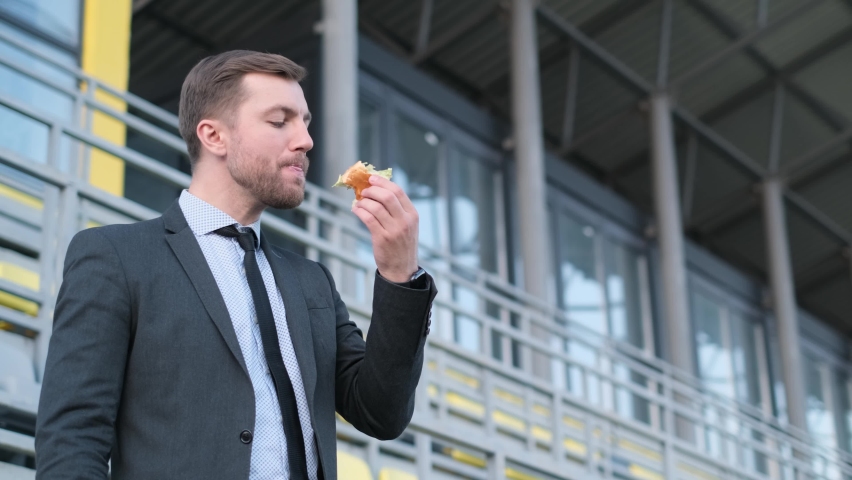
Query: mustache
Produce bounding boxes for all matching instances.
[280,155,310,171]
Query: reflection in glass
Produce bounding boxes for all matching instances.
[453,285,480,353]
[393,116,444,261]
[603,240,644,348]
[731,314,761,407]
[804,355,837,448]
[804,354,841,478]
[358,100,379,165]
[0,24,76,165]
[693,292,734,398]
[555,212,605,334]
[838,372,852,453]
[449,150,498,274]
[0,0,81,47]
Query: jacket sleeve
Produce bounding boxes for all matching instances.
[35,228,132,479]
[322,263,437,440]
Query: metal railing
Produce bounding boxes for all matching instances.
[0,26,849,480]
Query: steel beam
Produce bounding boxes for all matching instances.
[790,151,852,191]
[487,0,652,98]
[411,3,497,64]
[670,0,825,88]
[681,133,698,223]
[537,4,654,95]
[768,83,785,173]
[414,0,435,57]
[656,0,673,88]
[702,25,852,125]
[322,0,359,190]
[686,0,850,163]
[560,46,580,149]
[757,0,770,27]
[510,0,552,302]
[649,94,693,374]
[783,125,852,181]
[785,189,852,245]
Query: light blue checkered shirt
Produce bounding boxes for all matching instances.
[179,190,319,480]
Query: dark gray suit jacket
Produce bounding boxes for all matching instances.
[35,201,437,479]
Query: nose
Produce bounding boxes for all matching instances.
[291,121,313,153]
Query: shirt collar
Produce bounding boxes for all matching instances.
[178,190,262,246]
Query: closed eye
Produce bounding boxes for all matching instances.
[269,121,284,128]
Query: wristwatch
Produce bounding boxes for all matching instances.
[407,266,428,289]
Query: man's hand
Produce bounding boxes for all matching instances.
[352,175,419,283]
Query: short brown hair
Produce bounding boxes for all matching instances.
[178,50,307,164]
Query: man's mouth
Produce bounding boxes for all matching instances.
[282,158,308,178]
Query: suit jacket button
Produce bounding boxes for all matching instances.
[240,430,253,444]
[425,327,431,336]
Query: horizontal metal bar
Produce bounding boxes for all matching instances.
[0,427,34,456]
[0,27,179,129]
[673,107,766,178]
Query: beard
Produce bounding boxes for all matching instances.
[227,138,310,210]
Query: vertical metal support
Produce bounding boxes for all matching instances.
[560,46,580,150]
[414,0,434,56]
[681,132,698,224]
[761,178,807,431]
[649,94,694,374]
[321,0,359,190]
[510,0,552,302]
[757,0,770,28]
[769,83,785,173]
[657,0,674,89]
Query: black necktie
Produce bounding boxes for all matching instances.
[214,225,309,478]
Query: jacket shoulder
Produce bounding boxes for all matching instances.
[68,216,165,254]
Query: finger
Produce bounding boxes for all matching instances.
[368,175,416,213]
[354,197,392,230]
[351,203,385,235]
[359,184,406,219]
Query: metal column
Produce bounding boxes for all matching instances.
[649,94,694,374]
[321,0,358,190]
[762,178,807,430]
[510,0,552,302]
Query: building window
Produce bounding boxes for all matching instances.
[689,277,770,471]
[0,0,81,50]
[550,197,653,424]
[359,74,510,356]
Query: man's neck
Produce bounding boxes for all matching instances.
[188,164,265,226]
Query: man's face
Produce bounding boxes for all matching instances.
[227,73,313,210]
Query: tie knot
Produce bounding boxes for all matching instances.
[214,225,257,252]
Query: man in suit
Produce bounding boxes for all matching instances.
[35,50,437,479]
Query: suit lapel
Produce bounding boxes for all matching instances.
[162,202,249,377]
[261,238,317,415]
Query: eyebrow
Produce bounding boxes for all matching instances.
[264,105,312,123]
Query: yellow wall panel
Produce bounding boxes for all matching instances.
[81,0,133,197]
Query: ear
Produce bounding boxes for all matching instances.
[196,118,228,158]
